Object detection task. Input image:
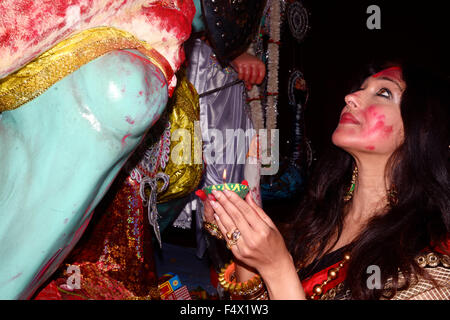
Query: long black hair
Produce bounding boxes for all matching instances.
[284,60,450,299]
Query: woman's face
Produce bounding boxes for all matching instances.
[332,67,406,155]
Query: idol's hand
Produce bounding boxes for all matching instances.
[209,189,292,278]
[231,52,266,90]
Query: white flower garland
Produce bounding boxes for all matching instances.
[247,0,280,132]
[266,0,280,132]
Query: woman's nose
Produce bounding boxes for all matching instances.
[344,92,359,109]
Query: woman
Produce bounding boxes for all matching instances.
[200,61,450,300]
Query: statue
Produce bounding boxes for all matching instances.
[0,0,194,299]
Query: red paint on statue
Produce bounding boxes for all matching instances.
[124,50,150,65]
[142,1,194,40]
[30,248,63,289]
[0,32,17,52]
[121,133,131,145]
[146,67,166,88]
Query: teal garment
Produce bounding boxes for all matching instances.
[0,49,168,299]
[153,196,191,243]
[192,0,205,32]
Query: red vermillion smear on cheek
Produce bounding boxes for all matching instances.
[367,105,378,117]
[383,126,393,137]
[364,106,393,137]
[368,120,384,135]
[365,120,393,140]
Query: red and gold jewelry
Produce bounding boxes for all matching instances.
[218,261,268,300]
[203,221,224,240]
[309,252,351,300]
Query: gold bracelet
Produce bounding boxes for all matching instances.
[218,261,267,298]
[203,221,224,239]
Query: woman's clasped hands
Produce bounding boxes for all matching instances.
[203,189,291,279]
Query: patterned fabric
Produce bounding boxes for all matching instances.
[297,243,450,300]
[129,71,203,245]
[331,252,450,300]
[34,175,160,300]
[389,252,450,300]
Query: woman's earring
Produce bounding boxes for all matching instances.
[344,166,358,202]
[387,185,398,207]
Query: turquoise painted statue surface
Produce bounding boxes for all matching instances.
[0,0,195,299]
[0,49,168,299]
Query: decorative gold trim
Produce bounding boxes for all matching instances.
[415,252,450,269]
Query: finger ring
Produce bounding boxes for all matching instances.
[231,229,241,241]
[203,221,223,240]
[226,240,237,250]
[227,228,241,241]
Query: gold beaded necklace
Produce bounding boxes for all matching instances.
[308,252,351,300]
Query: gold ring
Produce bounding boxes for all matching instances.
[227,228,240,240]
[203,221,223,240]
[231,229,241,241]
[226,239,237,250]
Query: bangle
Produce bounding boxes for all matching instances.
[203,221,224,239]
[218,261,268,299]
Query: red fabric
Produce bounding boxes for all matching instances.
[33,280,86,300]
[32,176,160,300]
[33,281,62,300]
[301,236,449,300]
[210,265,219,289]
[430,235,450,255]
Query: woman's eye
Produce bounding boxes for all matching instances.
[377,88,392,98]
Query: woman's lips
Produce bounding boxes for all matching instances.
[340,112,360,124]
